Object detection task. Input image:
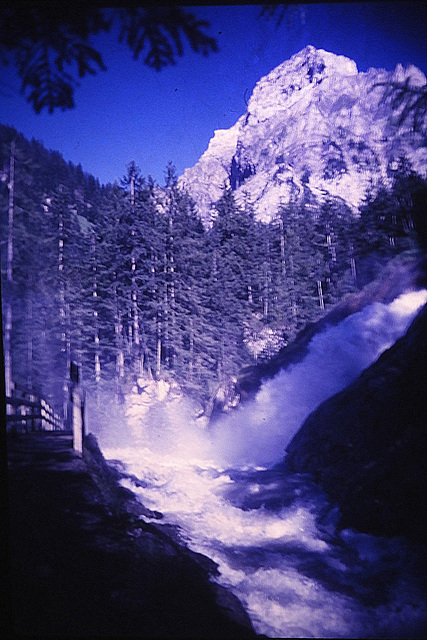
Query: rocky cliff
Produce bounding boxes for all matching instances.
[179,46,427,224]
[282,298,427,543]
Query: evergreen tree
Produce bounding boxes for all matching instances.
[160,164,212,397]
[207,187,259,381]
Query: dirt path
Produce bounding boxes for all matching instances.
[5,431,256,638]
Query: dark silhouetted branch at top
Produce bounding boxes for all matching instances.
[0,4,218,114]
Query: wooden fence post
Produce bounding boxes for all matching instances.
[70,363,85,456]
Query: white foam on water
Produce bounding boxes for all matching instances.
[100,290,427,638]
[210,289,427,467]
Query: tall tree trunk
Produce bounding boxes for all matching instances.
[131,254,139,348]
[288,254,297,319]
[168,214,176,370]
[58,206,66,347]
[317,279,325,311]
[57,205,69,418]
[349,242,358,287]
[262,237,270,322]
[326,231,337,263]
[4,140,15,397]
[247,283,253,305]
[91,234,101,387]
[130,173,141,371]
[156,315,162,378]
[189,315,194,382]
[163,251,169,369]
[63,301,71,420]
[4,302,12,398]
[279,217,287,278]
[114,284,125,382]
[27,293,33,391]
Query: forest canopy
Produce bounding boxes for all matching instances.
[1,124,426,414]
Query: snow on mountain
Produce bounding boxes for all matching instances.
[179,46,427,224]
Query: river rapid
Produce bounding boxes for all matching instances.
[99,291,427,638]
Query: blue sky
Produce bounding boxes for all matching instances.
[1,2,426,186]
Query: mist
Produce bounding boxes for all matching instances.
[90,290,427,474]
[209,290,427,468]
[92,289,427,639]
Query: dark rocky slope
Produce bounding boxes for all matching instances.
[5,431,256,638]
[283,301,427,544]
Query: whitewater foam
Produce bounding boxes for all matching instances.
[209,289,427,467]
[99,290,427,639]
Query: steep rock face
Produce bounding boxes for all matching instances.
[283,301,427,543]
[179,46,427,224]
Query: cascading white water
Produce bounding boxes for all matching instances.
[98,290,427,638]
[210,289,427,468]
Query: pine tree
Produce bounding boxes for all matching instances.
[207,187,258,381]
[388,156,426,252]
[160,164,212,399]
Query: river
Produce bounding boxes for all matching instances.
[99,290,427,638]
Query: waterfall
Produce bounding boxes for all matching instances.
[96,290,427,638]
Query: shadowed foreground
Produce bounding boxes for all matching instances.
[5,431,256,638]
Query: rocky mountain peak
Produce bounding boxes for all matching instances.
[179,47,427,225]
[247,46,358,122]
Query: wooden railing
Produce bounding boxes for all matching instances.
[6,390,65,433]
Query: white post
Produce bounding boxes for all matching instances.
[70,363,85,456]
[72,389,83,455]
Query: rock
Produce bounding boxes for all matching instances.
[209,377,241,422]
[283,301,427,543]
[179,46,427,225]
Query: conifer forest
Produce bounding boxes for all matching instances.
[1,123,426,415]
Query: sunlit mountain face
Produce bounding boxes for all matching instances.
[179,45,427,225]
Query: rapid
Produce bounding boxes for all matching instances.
[97,290,427,638]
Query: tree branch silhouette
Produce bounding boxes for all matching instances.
[0,4,218,114]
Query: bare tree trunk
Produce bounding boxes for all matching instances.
[57,206,70,418]
[91,235,101,387]
[131,255,139,347]
[317,279,325,311]
[262,236,270,322]
[279,217,287,277]
[168,214,176,369]
[7,140,15,284]
[27,294,33,391]
[130,173,141,371]
[288,254,297,319]
[115,307,125,380]
[189,316,194,382]
[326,231,337,263]
[349,242,357,286]
[163,251,169,369]
[58,207,66,345]
[247,283,253,304]
[4,139,15,397]
[4,302,12,398]
[63,301,71,420]
[156,316,162,378]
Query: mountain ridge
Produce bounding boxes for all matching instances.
[179,45,427,224]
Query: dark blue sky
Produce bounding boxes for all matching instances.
[1,3,426,186]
